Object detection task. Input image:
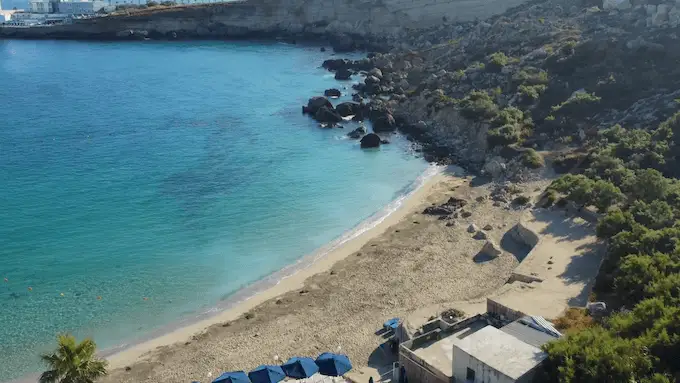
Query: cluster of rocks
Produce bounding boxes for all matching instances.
[301,94,392,148]
[421,197,473,226]
[466,223,502,258]
[302,0,680,180]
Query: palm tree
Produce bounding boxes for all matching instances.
[40,334,108,383]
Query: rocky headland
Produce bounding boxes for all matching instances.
[299,0,680,181]
[0,0,529,48]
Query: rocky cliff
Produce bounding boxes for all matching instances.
[0,0,529,46]
[298,0,680,179]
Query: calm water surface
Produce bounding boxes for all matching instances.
[0,40,428,381]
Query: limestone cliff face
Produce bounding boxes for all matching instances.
[0,0,529,42]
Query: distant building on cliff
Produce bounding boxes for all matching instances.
[57,0,105,14]
[28,0,104,14]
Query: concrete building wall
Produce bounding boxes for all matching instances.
[452,348,514,383]
[29,0,53,13]
[58,1,105,14]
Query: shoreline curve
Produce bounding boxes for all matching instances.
[92,164,453,372]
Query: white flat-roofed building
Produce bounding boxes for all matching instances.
[452,326,547,383]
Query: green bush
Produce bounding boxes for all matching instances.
[452,69,465,81]
[542,189,559,207]
[596,208,633,238]
[513,68,549,85]
[541,113,680,383]
[487,125,521,147]
[488,52,509,71]
[522,149,544,168]
[549,174,623,212]
[518,84,547,100]
[551,92,601,113]
[457,90,499,121]
[486,107,532,147]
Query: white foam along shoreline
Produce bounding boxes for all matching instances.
[8,164,452,382]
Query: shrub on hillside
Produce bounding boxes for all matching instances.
[488,52,509,72]
[519,84,547,100]
[457,90,499,121]
[522,149,544,168]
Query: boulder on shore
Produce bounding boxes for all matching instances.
[314,106,343,124]
[322,58,349,71]
[336,101,361,117]
[335,69,353,80]
[473,231,488,240]
[480,240,502,258]
[423,206,453,215]
[347,126,367,139]
[303,96,332,115]
[445,197,468,209]
[369,68,383,79]
[372,113,396,132]
[324,88,341,98]
[365,75,381,85]
[360,133,382,148]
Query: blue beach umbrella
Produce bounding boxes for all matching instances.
[315,353,353,376]
[248,365,286,383]
[281,357,319,379]
[213,371,251,383]
[383,318,400,331]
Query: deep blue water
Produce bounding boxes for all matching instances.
[0,40,429,380]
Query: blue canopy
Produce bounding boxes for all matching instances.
[383,318,400,330]
[315,353,353,376]
[281,357,319,379]
[213,371,251,383]
[248,365,286,383]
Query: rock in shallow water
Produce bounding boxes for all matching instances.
[335,69,353,80]
[314,106,343,124]
[360,133,382,148]
[303,96,332,115]
[336,101,361,117]
[347,126,367,139]
[324,88,341,98]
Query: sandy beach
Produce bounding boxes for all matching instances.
[101,169,540,383]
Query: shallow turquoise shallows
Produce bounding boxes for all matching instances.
[0,40,429,381]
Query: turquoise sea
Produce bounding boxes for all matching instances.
[0,40,429,381]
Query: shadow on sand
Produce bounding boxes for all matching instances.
[367,341,398,378]
[531,209,594,243]
[500,229,533,262]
